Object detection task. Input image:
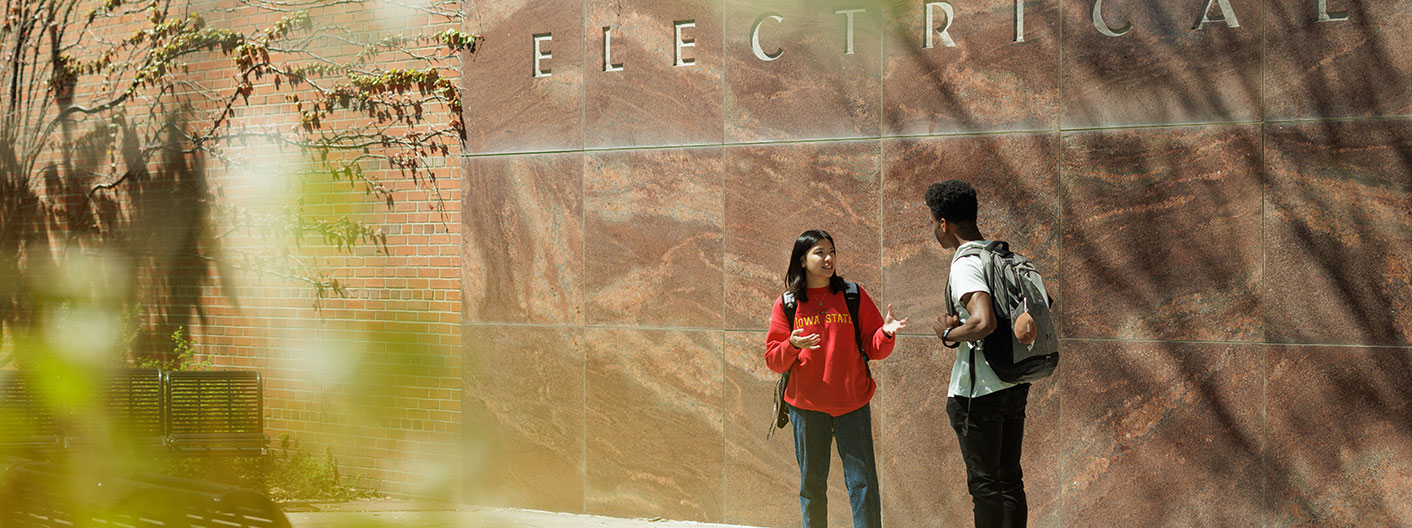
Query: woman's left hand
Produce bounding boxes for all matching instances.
[882,304,908,337]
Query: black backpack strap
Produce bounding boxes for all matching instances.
[772,293,798,440]
[780,292,797,375]
[984,240,1010,256]
[844,282,864,358]
[781,291,797,331]
[843,281,872,379]
[945,280,954,317]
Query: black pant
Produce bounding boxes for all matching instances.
[947,384,1029,528]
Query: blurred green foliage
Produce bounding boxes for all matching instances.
[154,435,378,502]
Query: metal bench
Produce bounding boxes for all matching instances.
[63,368,166,449]
[0,456,291,528]
[0,368,268,456]
[163,370,269,455]
[0,370,63,452]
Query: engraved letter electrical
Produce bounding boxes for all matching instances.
[603,27,623,72]
[836,8,866,55]
[1015,0,1025,42]
[1092,0,1131,37]
[675,20,697,66]
[1194,0,1240,29]
[752,14,784,61]
[1317,0,1348,22]
[533,33,553,77]
[925,2,957,49]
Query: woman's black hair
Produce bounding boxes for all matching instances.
[785,229,848,303]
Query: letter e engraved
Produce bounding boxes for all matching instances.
[1194,0,1240,30]
[925,2,957,49]
[836,8,866,55]
[752,13,784,61]
[603,27,623,72]
[1092,0,1131,37]
[533,33,553,78]
[1317,0,1348,22]
[675,20,696,67]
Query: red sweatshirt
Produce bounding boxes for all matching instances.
[765,284,895,417]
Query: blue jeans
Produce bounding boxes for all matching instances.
[789,402,882,528]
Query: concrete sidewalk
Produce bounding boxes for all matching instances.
[283,500,764,528]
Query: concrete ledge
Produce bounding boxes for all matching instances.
[284,502,764,528]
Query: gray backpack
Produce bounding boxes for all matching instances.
[946,240,1058,384]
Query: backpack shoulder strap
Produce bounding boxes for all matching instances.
[781,291,797,331]
[843,282,864,358]
[779,292,799,376]
[954,245,985,261]
[983,240,1010,256]
[946,246,985,316]
[843,282,872,379]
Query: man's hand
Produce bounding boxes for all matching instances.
[933,313,960,344]
[933,292,996,346]
[789,328,822,349]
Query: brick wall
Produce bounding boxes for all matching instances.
[1,0,462,497]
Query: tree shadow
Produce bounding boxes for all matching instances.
[2,103,223,367]
[881,0,1412,525]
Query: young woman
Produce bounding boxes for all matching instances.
[765,229,908,528]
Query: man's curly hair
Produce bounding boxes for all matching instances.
[925,180,978,223]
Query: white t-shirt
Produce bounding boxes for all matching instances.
[946,240,1018,398]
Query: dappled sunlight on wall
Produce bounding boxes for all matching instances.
[461,0,1411,526]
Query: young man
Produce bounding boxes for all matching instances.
[925,180,1030,528]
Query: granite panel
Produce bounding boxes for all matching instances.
[1060,341,1263,527]
[877,335,1060,528]
[1060,126,1262,341]
[463,326,585,512]
[584,148,724,327]
[723,331,857,528]
[462,154,583,325]
[723,141,881,330]
[1264,121,1412,346]
[585,328,724,522]
[1265,346,1412,527]
[723,0,881,142]
[1060,0,1262,128]
[585,0,724,148]
[1023,348,1060,528]
[880,134,1061,336]
[882,0,1061,135]
[462,1,584,153]
[875,335,967,528]
[1265,0,1412,119]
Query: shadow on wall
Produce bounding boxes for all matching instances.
[1,106,220,368]
[458,0,1411,525]
[887,0,1412,525]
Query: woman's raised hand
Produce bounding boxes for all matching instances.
[789,328,823,350]
[882,304,908,337]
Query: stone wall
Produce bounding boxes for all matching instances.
[461,0,1412,526]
